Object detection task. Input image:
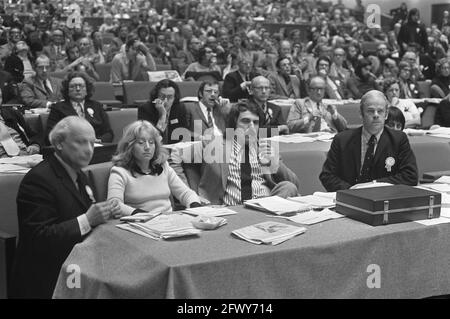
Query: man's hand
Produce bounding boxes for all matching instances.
[107,198,122,219]
[277,124,289,134]
[86,201,113,227]
[26,144,40,155]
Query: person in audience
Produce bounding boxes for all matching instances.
[42,28,67,72]
[19,55,63,109]
[287,75,347,133]
[222,56,258,103]
[402,43,435,80]
[196,101,300,205]
[397,61,421,99]
[248,75,289,134]
[182,46,222,80]
[434,98,450,128]
[315,55,346,100]
[138,79,187,144]
[328,47,352,88]
[176,36,201,68]
[58,42,99,81]
[107,120,201,217]
[397,8,429,55]
[45,71,113,144]
[319,90,418,191]
[268,56,306,99]
[0,87,41,157]
[15,40,35,79]
[110,38,156,82]
[386,106,406,131]
[11,116,118,298]
[346,58,382,99]
[383,78,421,128]
[185,81,228,139]
[430,57,450,99]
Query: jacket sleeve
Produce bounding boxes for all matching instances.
[319,135,352,191]
[376,133,418,186]
[45,106,64,145]
[271,160,301,192]
[222,74,245,100]
[287,100,308,133]
[110,56,123,82]
[20,81,47,109]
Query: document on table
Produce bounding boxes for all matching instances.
[414,217,450,226]
[183,206,238,217]
[0,154,43,166]
[265,134,315,143]
[288,194,335,209]
[272,208,344,225]
[232,221,307,245]
[0,163,30,174]
[244,196,311,215]
[434,176,450,184]
[416,183,450,193]
[403,128,428,136]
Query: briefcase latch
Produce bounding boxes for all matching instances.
[383,200,389,225]
[428,195,434,219]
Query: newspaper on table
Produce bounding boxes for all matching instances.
[244,196,311,215]
[116,213,201,240]
[183,206,238,217]
[147,70,182,82]
[232,221,306,245]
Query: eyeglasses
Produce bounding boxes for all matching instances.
[69,83,86,89]
[204,89,219,94]
[309,87,325,91]
[252,86,270,91]
[158,94,175,100]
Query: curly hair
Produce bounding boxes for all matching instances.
[435,57,450,76]
[112,120,168,177]
[60,71,94,101]
[382,78,400,93]
[149,79,181,105]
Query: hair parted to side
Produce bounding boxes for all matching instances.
[49,116,92,147]
[112,120,168,177]
[60,71,95,101]
[360,90,388,113]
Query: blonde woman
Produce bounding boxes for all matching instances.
[107,120,201,217]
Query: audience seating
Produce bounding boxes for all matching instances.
[49,71,68,80]
[155,64,172,71]
[92,82,123,107]
[107,108,138,143]
[178,81,202,98]
[95,63,112,82]
[86,162,114,202]
[420,104,437,128]
[122,81,156,106]
[417,81,431,98]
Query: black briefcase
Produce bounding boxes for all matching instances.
[335,185,441,226]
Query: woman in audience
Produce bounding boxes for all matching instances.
[45,71,113,144]
[138,79,187,144]
[383,78,421,128]
[430,57,450,98]
[386,106,406,131]
[107,120,201,217]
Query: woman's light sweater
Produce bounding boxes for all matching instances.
[107,162,200,215]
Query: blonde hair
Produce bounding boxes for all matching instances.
[112,120,167,176]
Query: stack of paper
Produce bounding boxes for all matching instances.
[116,214,201,240]
[244,196,311,215]
[427,127,450,139]
[273,208,344,225]
[119,211,162,222]
[183,206,237,217]
[0,163,31,174]
[288,193,336,209]
[0,154,43,167]
[403,128,428,136]
[265,134,315,143]
[232,221,306,245]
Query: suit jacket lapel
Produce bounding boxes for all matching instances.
[49,154,90,210]
[290,76,300,97]
[351,127,363,178]
[277,74,289,96]
[373,129,388,167]
[33,77,47,95]
[195,102,208,127]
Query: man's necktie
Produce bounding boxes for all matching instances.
[241,144,252,201]
[44,80,52,96]
[359,135,376,183]
[311,103,322,132]
[74,102,84,118]
[207,108,213,128]
[76,171,92,205]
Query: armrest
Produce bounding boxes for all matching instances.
[0,231,17,299]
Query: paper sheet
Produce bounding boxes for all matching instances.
[272,208,344,225]
[414,217,450,226]
[184,206,238,217]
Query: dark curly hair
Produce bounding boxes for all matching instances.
[382,78,400,93]
[149,79,181,105]
[60,71,94,101]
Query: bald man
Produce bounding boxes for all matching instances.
[11,116,118,298]
[320,90,418,191]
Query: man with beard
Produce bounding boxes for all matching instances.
[319,90,418,191]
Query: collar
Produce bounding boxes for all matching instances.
[199,101,213,113]
[54,152,79,186]
[362,126,383,143]
[71,100,85,108]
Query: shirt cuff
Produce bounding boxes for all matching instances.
[77,214,92,236]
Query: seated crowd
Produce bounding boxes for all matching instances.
[2,0,450,298]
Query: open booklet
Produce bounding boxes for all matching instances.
[271,208,344,225]
[288,192,336,209]
[232,221,306,245]
[116,213,201,240]
[183,206,238,217]
[244,196,312,215]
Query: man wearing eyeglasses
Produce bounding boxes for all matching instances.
[287,75,347,134]
[20,55,63,109]
[320,90,418,191]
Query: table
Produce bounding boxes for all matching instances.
[52,206,450,298]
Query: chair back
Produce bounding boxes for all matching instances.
[178,81,202,98]
[95,63,112,82]
[417,81,431,98]
[107,108,138,143]
[421,104,437,128]
[122,81,156,106]
[92,82,122,107]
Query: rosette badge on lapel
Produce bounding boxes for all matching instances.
[385,157,395,172]
[85,185,96,203]
[87,108,94,117]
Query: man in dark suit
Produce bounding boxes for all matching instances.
[185,81,229,140]
[45,72,114,145]
[319,90,418,192]
[248,75,288,135]
[10,116,117,298]
[222,56,257,102]
[19,55,63,109]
